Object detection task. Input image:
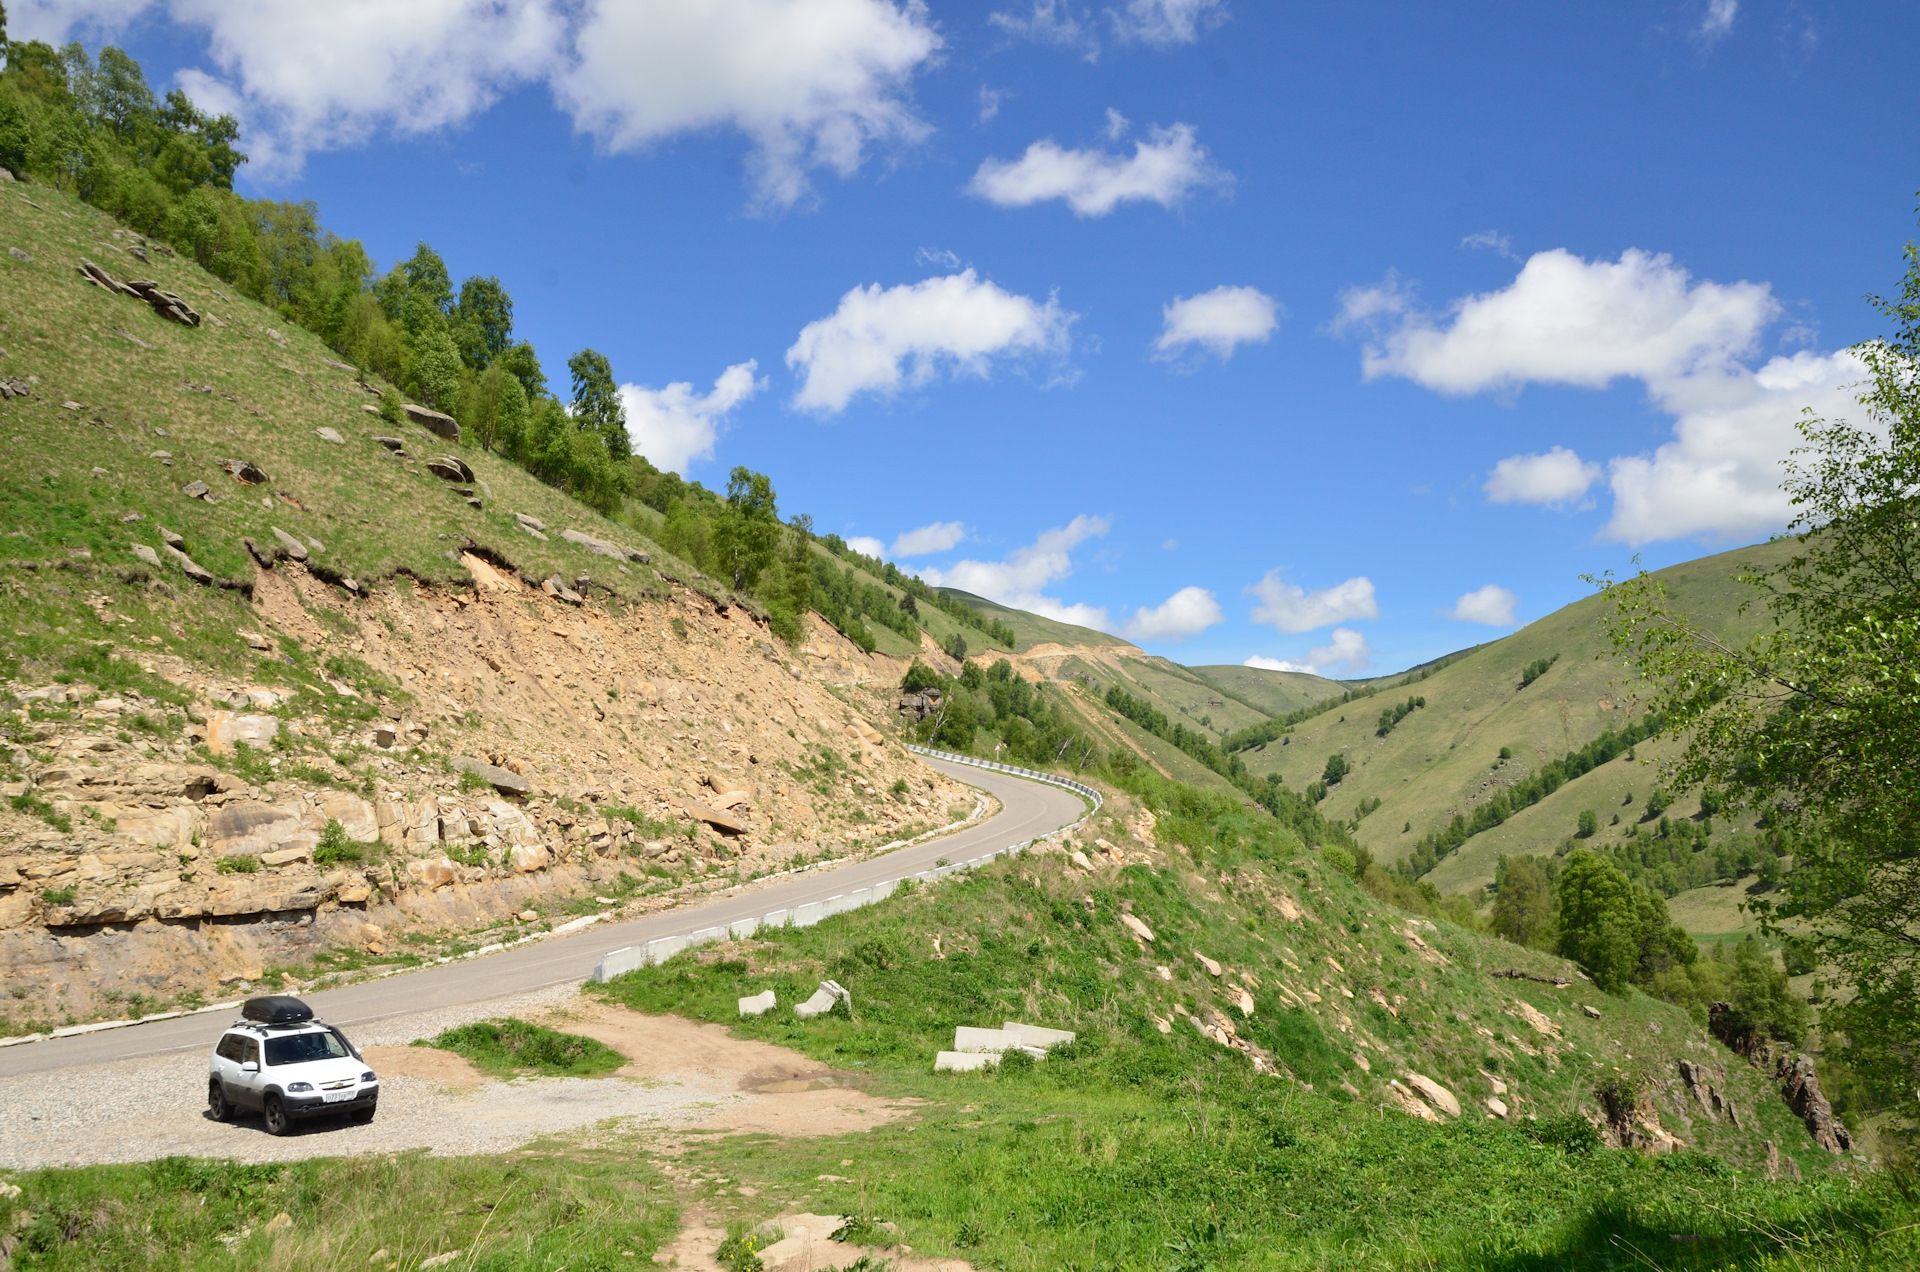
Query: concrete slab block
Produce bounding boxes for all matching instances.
[935,1050,999,1072]
[955,1026,1019,1053]
[1004,1021,1076,1049]
[739,990,777,1017]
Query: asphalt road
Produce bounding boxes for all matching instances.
[0,759,1087,1077]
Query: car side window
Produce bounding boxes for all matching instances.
[216,1034,242,1062]
[241,1037,260,1067]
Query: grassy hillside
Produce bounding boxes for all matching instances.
[1237,543,1793,881]
[1191,663,1346,716]
[934,587,1131,653]
[587,777,1898,1270]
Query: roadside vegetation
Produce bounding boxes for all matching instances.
[416,1018,626,1080]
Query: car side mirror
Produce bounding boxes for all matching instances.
[241,1060,259,1073]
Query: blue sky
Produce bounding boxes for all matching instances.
[19,0,1919,675]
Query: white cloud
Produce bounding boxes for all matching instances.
[1343,246,1869,544]
[891,521,966,556]
[1247,573,1378,633]
[1153,285,1279,362]
[988,0,1098,58]
[977,86,1007,124]
[1448,584,1518,627]
[620,361,764,475]
[1696,0,1737,43]
[969,122,1228,217]
[1604,348,1866,544]
[1243,655,1314,674]
[21,0,940,197]
[915,247,962,270]
[556,0,941,209]
[1461,229,1518,261]
[1484,446,1602,507]
[1103,107,1130,140]
[1121,586,1223,642]
[1110,0,1227,47]
[916,515,1113,631]
[1304,628,1372,675]
[844,535,888,559]
[1348,248,1777,395]
[786,270,1075,413]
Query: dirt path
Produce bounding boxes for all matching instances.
[0,987,914,1170]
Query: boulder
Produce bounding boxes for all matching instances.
[315,427,345,444]
[1194,952,1223,977]
[508,843,550,873]
[403,403,460,440]
[408,855,457,889]
[1119,913,1155,942]
[318,792,380,842]
[541,575,584,605]
[514,511,547,532]
[204,711,280,755]
[261,846,312,867]
[336,880,373,904]
[220,459,269,485]
[1484,1097,1509,1119]
[374,435,405,452]
[454,756,533,795]
[680,797,745,835]
[1403,1072,1461,1118]
[270,527,309,561]
[162,544,215,584]
[180,480,212,501]
[559,528,632,559]
[131,543,160,567]
[425,456,474,483]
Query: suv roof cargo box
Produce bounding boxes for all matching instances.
[241,995,314,1025]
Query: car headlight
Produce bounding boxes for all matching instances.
[361,1072,377,1084]
[287,1082,314,1093]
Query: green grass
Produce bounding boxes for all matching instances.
[0,1147,673,1271]
[1190,662,1346,717]
[580,808,1910,1270]
[416,1017,627,1078]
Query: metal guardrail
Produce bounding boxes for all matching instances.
[588,747,1100,983]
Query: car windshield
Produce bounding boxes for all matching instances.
[264,1031,349,1066]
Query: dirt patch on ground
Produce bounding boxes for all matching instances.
[657,1209,977,1272]
[538,1001,919,1138]
[360,1044,486,1086]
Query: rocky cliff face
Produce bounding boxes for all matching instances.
[0,558,974,1032]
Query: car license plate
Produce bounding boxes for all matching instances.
[322,1087,357,1103]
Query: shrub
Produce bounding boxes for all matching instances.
[418,1017,625,1078]
[216,854,259,875]
[313,818,363,866]
[40,886,77,906]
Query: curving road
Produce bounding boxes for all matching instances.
[0,759,1087,1078]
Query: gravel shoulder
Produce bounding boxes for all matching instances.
[0,986,910,1170]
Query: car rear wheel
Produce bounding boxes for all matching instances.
[208,1080,232,1122]
[263,1094,291,1136]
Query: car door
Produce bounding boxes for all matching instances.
[211,1032,243,1099]
[233,1036,265,1110]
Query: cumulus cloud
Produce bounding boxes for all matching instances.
[1246,573,1378,633]
[556,0,941,208]
[1243,654,1315,674]
[916,515,1113,631]
[1121,586,1223,642]
[1304,628,1372,675]
[1345,248,1777,395]
[620,361,764,476]
[988,0,1098,58]
[1696,0,1737,43]
[891,521,967,556]
[969,122,1228,217]
[1153,285,1279,362]
[1483,446,1602,507]
[844,535,888,559]
[785,270,1075,413]
[1341,247,1868,544]
[1448,585,1518,627]
[1111,0,1227,46]
[19,0,940,196]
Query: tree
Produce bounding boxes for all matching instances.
[457,364,527,453]
[568,348,629,460]
[1492,855,1556,949]
[1576,809,1598,838]
[901,660,941,694]
[377,242,454,337]
[710,467,781,592]
[454,275,513,367]
[1598,225,1920,1144]
[1322,753,1350,784]
[496,340,547,400]
[942,632,968,662]
[412,326,463,411]
[1554,849,1693,992]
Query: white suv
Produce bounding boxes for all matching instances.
[207,997,378,1135]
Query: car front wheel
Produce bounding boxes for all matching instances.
[352,1103,376,1125]
[263,1094,291,1136]
[207,1080,231,1122]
